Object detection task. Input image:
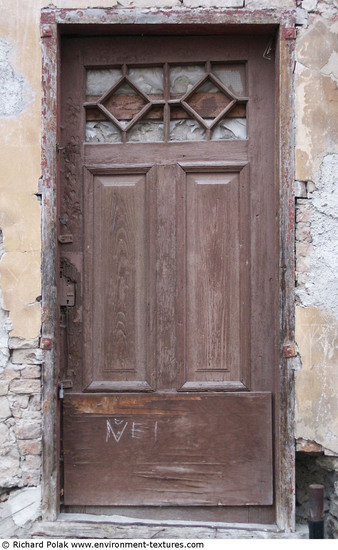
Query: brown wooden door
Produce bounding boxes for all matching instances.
[60,34,277,518]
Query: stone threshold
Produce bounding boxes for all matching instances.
[32,513,309,539]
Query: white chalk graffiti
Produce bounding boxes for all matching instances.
[106,418,158,444]
[106,419,129,443]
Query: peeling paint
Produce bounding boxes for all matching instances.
[295,19,338,181]
[296,154,338,318]
[0,229,11,373]
[0,40,32,118]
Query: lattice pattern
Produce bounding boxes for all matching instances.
[85,63,247,143]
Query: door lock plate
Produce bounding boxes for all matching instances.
[60,275,75,307]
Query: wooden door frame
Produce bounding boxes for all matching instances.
[41,7,296,532]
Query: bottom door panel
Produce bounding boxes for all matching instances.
[63,393,273,506]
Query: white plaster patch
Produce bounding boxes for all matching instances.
[321,50,338,81]
[9,486,41,527]
[0,39,30,118]
[0,310,10,372]
[302,0,318,10]
[0,486,41,533]
[296,154,338,319]
[0,230,11,372]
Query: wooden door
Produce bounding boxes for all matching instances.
[60,34,277,518]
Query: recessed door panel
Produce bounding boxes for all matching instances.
[177,169,250,391]
[83,172,155,392]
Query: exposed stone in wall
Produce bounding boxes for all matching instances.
[0,340,42,489]
[0,235,42,538]
[298,0,338,18]
[315,0,338,18]
[0,336,42,537]
[245,0,294,7]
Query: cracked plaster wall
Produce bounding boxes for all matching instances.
[294,5,338,458]
[294,4,338,535]
[0,0,337,537]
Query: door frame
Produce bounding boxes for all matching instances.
[41,6,296,531]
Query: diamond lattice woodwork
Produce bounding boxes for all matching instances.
[85,62,247,143]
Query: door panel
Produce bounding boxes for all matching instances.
[84,171,155,392]
[178,168,250,391]
[60,33,277,517]
[63,393,272,506]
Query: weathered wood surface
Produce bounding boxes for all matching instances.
[41,21,59,522]
[63,393,272,506]
[84,141,248,166]
[61,32,277,518]
[32,515,308,539]
[42,6,296,29]
[84,172,154,391]
[86,96,246,121]
[179,169,250,390]
[275,27,297,533]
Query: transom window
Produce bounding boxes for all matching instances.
[85,62,248,143]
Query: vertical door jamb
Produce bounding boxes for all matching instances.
[275,24,296,533]
[41,19,59,522]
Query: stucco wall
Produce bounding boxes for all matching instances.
[0,0,337,538]
[294,8,338,457]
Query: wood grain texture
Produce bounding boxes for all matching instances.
[155,164,182,390]
[85,95,246,122]
[275,29,296,532]
[61,33,277,518]
[85,141,248,166]
[33,517,308,540]
[178,170,250,390]
[83,171,155,391]
[41,21,59,522]
[63,392,273,506]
